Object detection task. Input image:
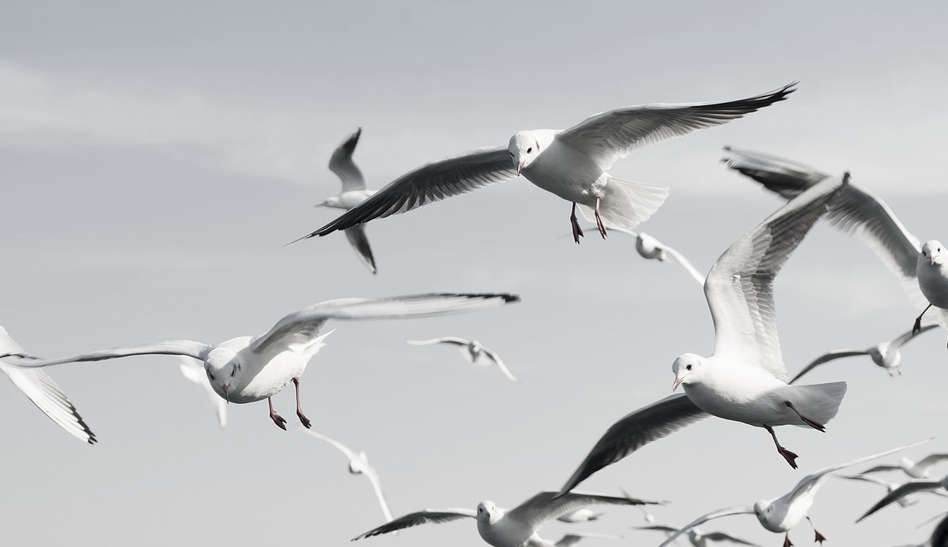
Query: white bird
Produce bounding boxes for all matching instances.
[0,326,97,444]
[837,473,948,509]
[296,84,796,245]
[555,508,603,523]
[300,428,393,522]
[351,490,658,547]
[179,358,227,428]
[316,127,379,274]
[788,323,939,383]
[857,474,948,523]
[557,171,848,496]
[406,336,518,382]
[657,439,931,547]
[858,453,948,480]
[638,524,760,547]
[634,231,705,284]
[1,293,518,432]
[722,146,948,343]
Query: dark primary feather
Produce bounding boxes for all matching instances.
[557,394,709,497]
[856,479,946,522]
[294,147,514,241]
[329,127,364,186]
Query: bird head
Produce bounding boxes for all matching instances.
[922,240,946,266]
[508,132,541,175]
[671,353,703,391]
[204,347,242,401]
[476,500,502,524]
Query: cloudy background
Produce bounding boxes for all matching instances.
[1,2,947,546]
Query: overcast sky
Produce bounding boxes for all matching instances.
[2,2,948,546]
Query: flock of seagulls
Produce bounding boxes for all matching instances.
[3,82,947,546]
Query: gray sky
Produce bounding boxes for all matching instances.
[2,2,947,546]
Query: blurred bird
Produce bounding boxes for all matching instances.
[722,146,948,344]
[407,336,518,382]
[858,453,948,480]
[634,232,705,284]
[0,293,518,434]
[315,127,379,274]
[788,323,939,383]
[638,524,760,547]
[658,439,930,547]
[179,358,227,428]
[857,474,948,522]
[554,532,624,547]
[300,428,393,522]
[297,84,796,245]
[352,490,658,547]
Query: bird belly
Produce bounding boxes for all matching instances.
[478,519,532,547]
[682,372,799,427]
[228,352,308,403]
[523,142,605,204]
[918,264,948,308]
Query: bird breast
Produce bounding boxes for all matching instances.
[521,138,607,203]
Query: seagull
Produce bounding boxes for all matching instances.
[406,336,518,382]
[721,146,948,344]
[1,293,518,432]
[557,171,848,496]
[858,453,948,480]
[857,474,948,523]
[0,326,97,444]
[316,127,378,274]
[299,428,393,522]
[179,358,227,428]
[634,231,705,284]
[351,490,659,547]
[555,508,604,523]
[657,438,931,547]
[295,83,796,245]
[638,524,760,547]
[837,473,948,509]
[788,323,939,383]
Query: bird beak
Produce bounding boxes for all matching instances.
[672,377,684,391]
[221,384,231,404]
[516,162,523,176]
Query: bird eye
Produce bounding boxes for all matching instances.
[230,367,237,377]
[686,364,693,370]
[527,147,533,153]
[208,372,216,381]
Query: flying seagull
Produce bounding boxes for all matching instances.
[315,127,379,273]
[722,146,948,344]
[351,490,658,547]
[406,336,518,382]
[657,438,931,547]
[788,323,939,383]
[300,428,393,522]
[296,83,796,245]
[638,524,760,547]
[1,293,518,433]
[633,231,705,284]
[858,452,948,480]
[857,474,948,523]
[556,169,848,496]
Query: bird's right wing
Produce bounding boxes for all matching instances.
[557,393,708,496]
[294,147,514,240]
[328,127,366,192]
[0,360,97,444]
[856,480,944,522]
[351,508,476,540]
[344,226,378,274]
[788,350,868,384]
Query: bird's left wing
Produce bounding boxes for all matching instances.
[328,127,366,192]
[344,226,378,274]
[250,293,519,359]
[294,147,514,240]
[856,479,944,522]
[657,506,756,547]
[705,172,845,380]
[351,508,476,540]
[483,347,519,383]
[0,360,97,444]
[788,350,868,385]
[557,393,708,496]
[509,491,656,530]
[557,83,796,169]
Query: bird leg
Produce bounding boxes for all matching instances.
[293,377,312,428]
[570,203,584,244]
[807,516,826,544]
[268,397,287,430]
[913,303,932,335]
[784,401,826,432]
[594,197,607,239]
[782,531,793,547]
[765,425,799,469]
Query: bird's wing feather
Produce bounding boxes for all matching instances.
[557,83,796,169]
[0,361,97,444]
[660,244,706,285]
[856,480,944,522]
[557,393,709,496]
[509,491,653,530]
[706,173,845,380]
[483,347,519,382]
[344,226,378,274]
[891,323,939,348]
[296,147,514,240]
[4,340,213,368]
[406,337,469,346]
[657,506,756,547]
[250,293,518,359]
[351,508,476,540]
[300,428,361,461]
[788,350,868,384]
[328,127,366,192]
[702,531,759,545]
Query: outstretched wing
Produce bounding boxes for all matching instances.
[329,127,365,192]
[558,83,796,169]
[557,393,708,496]
[856,479,944,522]
[295,147,515,240]
[706,172,846,380]
[0,360,97,444]
[788,350,868,384]
[508,491,656,530]
[351,508,476,540]
[657,506,755,547]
